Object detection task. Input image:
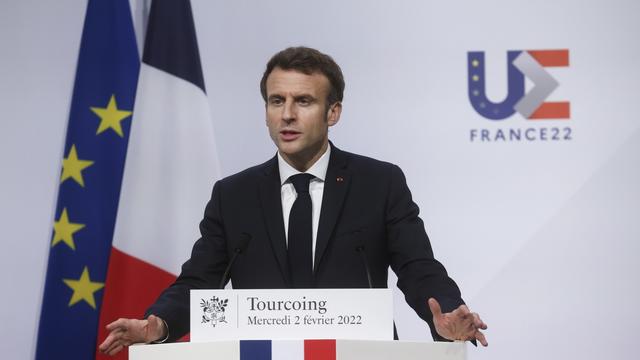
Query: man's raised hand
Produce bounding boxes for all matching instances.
[98,314,167,356]
[428,298,488,346]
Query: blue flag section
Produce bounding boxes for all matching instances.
[35,0,139,359]
[142,0,205,91]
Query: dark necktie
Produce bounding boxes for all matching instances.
[287,173,315,288]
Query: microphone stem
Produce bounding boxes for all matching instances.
[218,249,241,289]
[357,247,373,288]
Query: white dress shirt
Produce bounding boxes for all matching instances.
[278,144,331,267]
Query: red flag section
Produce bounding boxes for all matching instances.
[96,247,177,359]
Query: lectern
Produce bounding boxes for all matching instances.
[132,289,467,359]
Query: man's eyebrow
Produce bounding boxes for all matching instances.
[267,93,316,101]
[293,94,316,100]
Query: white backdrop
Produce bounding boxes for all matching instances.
[1,0,639,359]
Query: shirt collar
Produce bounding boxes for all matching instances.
[278,143,331,185]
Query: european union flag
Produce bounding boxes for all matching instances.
[36,0,139,358]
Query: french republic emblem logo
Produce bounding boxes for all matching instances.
[200,296,228,327]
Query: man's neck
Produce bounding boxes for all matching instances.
[278,144,330,186]
[280,141,329,172]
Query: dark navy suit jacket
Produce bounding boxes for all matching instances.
[146,144,464,341]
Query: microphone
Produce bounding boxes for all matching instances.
[218,233,252,289]
[355,244,373,289]
[356,244,398,340]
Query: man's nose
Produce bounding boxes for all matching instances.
[282,101,295,122]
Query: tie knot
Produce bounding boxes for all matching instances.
[289,173,314,194]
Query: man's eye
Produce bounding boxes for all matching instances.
[269,98,283,106]
[297,98,311,106]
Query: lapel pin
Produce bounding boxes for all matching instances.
[336,177,344,182]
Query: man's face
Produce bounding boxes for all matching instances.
[265,67,341,170]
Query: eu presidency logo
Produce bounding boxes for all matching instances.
[467,50,570,120]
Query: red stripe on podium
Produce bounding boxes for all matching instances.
[305,339,336,360]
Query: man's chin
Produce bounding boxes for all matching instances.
[277,141,302,156]
[276,139,327,168]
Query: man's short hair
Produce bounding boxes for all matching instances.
[260,46,345,106]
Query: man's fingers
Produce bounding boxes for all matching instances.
[104,340,121,356]
[104,335,133,356]
[472,313,488,330]
[107,343,125,356]
[99,328,124,352]
[449,304,469,322]
[475,330,488,347]
[102,337,119,355]
[106,318,129,331]
[428,300,488,347]
[99,317,165,356]
[98,335,112,351]
[428,298,442,317]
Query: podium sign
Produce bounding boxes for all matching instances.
[190,289,393,342]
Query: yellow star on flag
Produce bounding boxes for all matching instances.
[90,94,132,137]
[61,144,94,187]
[63,266,104,309]
[51,208,85,250]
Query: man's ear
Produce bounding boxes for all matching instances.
[327,102,342,127]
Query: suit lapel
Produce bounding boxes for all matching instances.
[314,145,351,272]
[258,155,291,285]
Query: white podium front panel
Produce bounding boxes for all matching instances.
[129,341,238,360]
[337,340,467,359]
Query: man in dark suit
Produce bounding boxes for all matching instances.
[100,47,487,356]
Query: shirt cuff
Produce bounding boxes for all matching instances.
[151,318,170,344]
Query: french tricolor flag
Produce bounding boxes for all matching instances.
[96,1,219,358]
[240,340,337,360]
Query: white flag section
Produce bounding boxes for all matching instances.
[112,63,219,273]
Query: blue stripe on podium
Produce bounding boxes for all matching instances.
[240,340,272,360]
